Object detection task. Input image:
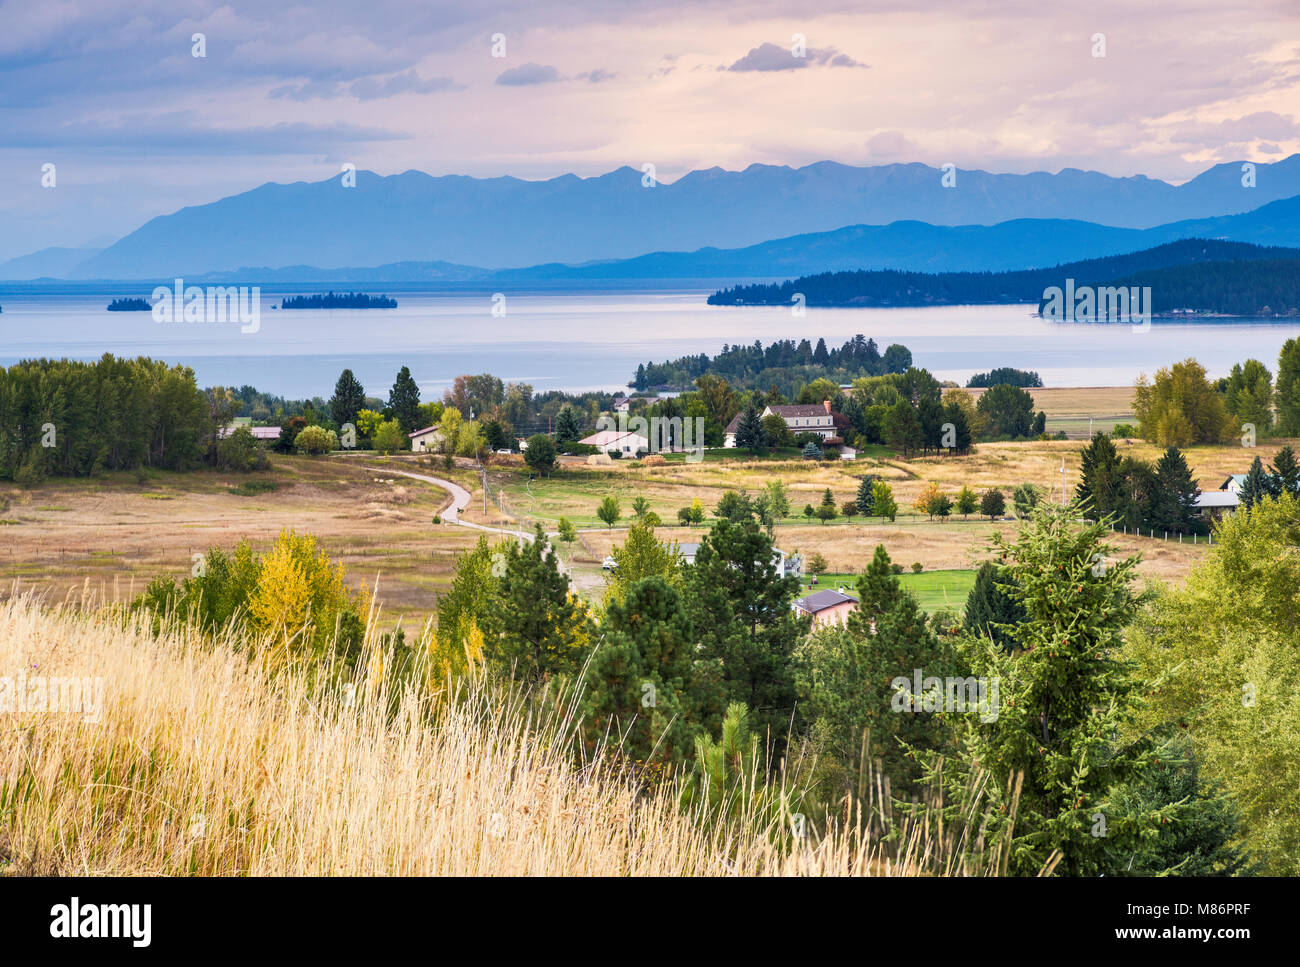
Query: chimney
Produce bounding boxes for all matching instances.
[822,398,831,415]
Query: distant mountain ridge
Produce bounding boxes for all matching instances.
[47,155,1300,279]
[703,239,1300,314]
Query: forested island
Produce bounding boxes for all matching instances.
[107,297,152,311]
[632,334,911,394]
[707,239,1300,315]
[280,292,397,309]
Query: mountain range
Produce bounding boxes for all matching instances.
[5,155,1299,281]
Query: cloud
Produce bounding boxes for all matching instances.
[495,63,563,86]
[723,41,867,72]
[1167,111,1300,146]
[865,130,920,158]
[269,71,462,101]
[351,70,463,99]
[577,68,616,83]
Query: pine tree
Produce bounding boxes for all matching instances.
[1240,455,1271,510]
[482,526,589,683]
[685,519,802,745]
[328,368,366,429]
[1269,444,1300,496]
[1075,432,1122,519]
[581,576,702,769]
[734,400,767,454]
[554,405,583,444]
[1151,446,1200,534]
[388,366,422,433]
[855,544,904,623]
[963,561,1025,652]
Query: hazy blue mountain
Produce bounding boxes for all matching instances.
[64,156,1300,279]
[0,246,103,280]
[495,194,1300,279]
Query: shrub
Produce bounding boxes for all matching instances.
[216,427,269,471]
[294,425,337,455]
[524,434,557,474]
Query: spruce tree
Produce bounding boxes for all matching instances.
[1075,432,1122,519]
[388,366,422,433]
[328,368,366,429]
[856,474,877,514]
[963,560,1025,652]
[922,503,1169,876]
[554,405,583,444]
[1269,445,1300,496]
[1240,455,1270,510]
[734,400,767,454]
[1151,446,1199,534]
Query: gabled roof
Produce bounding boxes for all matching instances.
[767,404,832,418]
[408,425,440,438]
[1196,491,1239,508]
[794,589,858,614]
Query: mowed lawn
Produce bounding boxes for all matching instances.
[802,568,978,614]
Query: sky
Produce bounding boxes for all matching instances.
[1,0,1298,260]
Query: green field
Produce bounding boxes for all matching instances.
[801,567,976,614]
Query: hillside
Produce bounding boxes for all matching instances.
[707,239,1300,309]
[0,596,933,875]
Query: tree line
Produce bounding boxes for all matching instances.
[631,334,912,395]
[707,239,1299,310]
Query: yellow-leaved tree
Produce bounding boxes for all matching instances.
[248,530,370,664]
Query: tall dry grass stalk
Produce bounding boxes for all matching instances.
[0,593,990,876]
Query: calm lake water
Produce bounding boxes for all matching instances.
[2,289,1299,398]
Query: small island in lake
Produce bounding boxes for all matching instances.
[280,292,397,309]
[107,297,152,311]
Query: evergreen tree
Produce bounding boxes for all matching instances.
[917,397,945,455]
[328,368,366,429]
[1240,455,1271,510]
[941,400,973,452]
[734,399,767,454]
[980,488,1006,520]
[1075,432,1122,519]
[1269,444,1300,496]
[923,503,1168,876]
[1103,735,1253,876]
[685,519,803,746]
[856,474,877,514]
[581,576,702,769]
[482,526,589,683]
[1150,446,1200,534]
[823,544,955,788]
[963,561,1025,652]
[554,405,583,444]
[388,366,422,433]
[1276,337,1300,435]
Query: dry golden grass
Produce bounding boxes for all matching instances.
[0,594,993,876]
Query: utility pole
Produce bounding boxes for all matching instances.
[1059,456,1067,505]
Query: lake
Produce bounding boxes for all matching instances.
[2,288,1298,398]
